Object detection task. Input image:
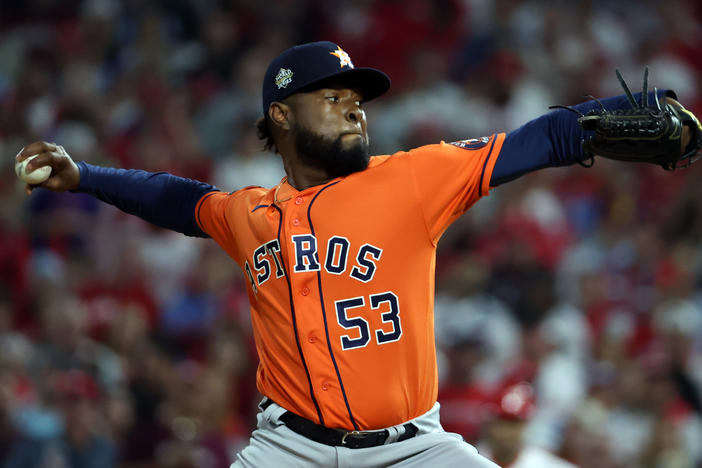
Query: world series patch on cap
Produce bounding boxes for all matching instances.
[261,41,391,117]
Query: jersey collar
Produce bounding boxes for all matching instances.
[272,158,387,204]
[273,175,343,204]
[273,176,295,204]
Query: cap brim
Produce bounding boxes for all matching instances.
[296,67,391,102]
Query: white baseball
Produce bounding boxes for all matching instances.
[15,155,52,184]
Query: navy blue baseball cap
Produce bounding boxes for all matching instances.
[261,41,391,117]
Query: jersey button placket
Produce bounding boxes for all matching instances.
[286,191,324,394]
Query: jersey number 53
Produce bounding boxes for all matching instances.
[334,291,402,350]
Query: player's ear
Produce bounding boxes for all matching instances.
[269,102,291,131]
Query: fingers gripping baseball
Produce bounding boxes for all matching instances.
[15,142,80,194]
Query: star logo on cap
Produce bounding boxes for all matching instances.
[330,47,354,69]
[275,68,293,89]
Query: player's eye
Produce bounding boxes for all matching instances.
[326,96,339,103]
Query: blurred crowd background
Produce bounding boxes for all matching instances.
[1,0,702,467]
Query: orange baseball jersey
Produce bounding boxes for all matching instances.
[195,135,504,431]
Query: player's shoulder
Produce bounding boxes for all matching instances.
[368,140,478,167]
[367,145,438,167]
[199,184,277,212]
[206,184,273,198]
[370,138,498,162]
[368,154,394,168]
[235,184,274,196]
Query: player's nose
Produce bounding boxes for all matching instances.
[345,106,362,125]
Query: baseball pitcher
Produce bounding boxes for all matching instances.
[16,42,701,467]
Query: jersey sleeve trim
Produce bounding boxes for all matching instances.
[195,190,222,235]
[479,133,505,197]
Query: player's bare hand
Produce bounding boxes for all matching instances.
[16,142,80,195]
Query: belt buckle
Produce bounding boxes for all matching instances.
[341,430,363,445]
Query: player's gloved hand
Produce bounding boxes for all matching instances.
[552,68,702,170]
[16,141,80,195]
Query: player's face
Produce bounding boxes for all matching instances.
[289,84,370,178]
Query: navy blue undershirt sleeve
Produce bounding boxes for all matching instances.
[74,161,218,238]
[490,89,677,186]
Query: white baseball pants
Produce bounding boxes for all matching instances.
[231,400,501,468]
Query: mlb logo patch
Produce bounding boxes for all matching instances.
[275,68,294,89]
[450,136,491,150]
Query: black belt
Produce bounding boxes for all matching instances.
[261,399,418,449]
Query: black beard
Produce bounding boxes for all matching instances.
[293,126,370,179]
